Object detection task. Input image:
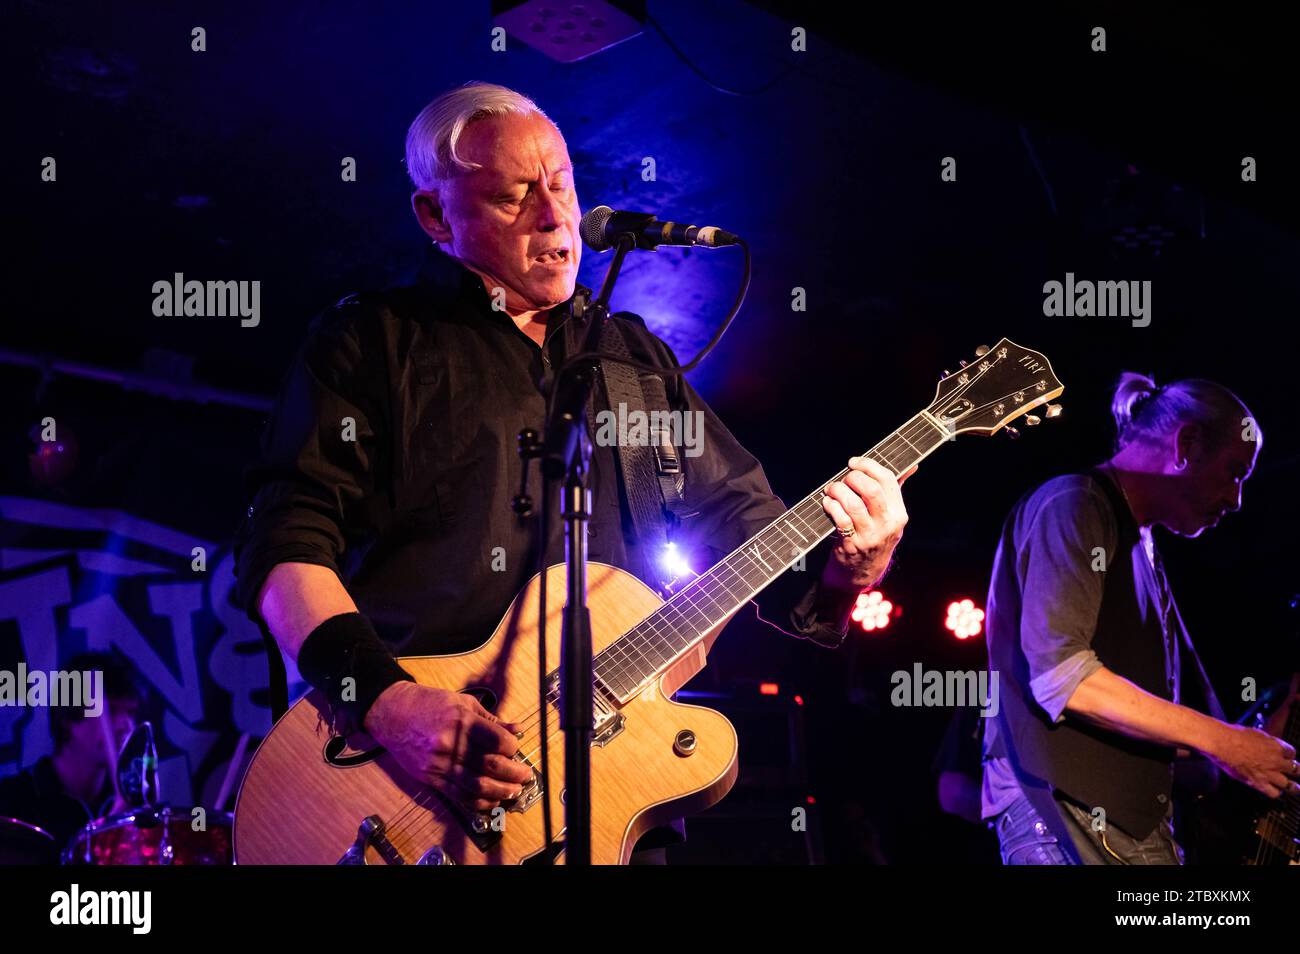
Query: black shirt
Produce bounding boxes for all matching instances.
[0,756,114,850]
[233,249,855,656]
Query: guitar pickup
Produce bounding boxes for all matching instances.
[501,712,626,818]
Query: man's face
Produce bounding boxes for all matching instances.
[1163,428,1259,537]
[65,700,138,768]
[415,111,582,312]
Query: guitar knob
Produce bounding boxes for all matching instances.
[1024,414,1041,426]
[1004,426,1021,440]
[417,846,455,865]
[1045,403,1063,419]
[673,729,697,757]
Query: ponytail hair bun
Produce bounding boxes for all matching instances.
[1110,373,1253,452]
[1111,371,1159,437]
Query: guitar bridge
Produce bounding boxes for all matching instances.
[505,753,544,814]
[337,814,405,865]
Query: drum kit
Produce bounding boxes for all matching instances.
[1,722,233,865]
[62,804,233,865]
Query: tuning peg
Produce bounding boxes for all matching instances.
[1003,426,1020,440]
[1023,414,1041,426]
[958,359,969,368]
[1045,403,1063,419]
[939,369,951,380]
[974,344,990,357]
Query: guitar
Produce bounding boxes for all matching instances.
[1250,693,1300,864]
[1189,679,1300,865]
[233,338,1064,864]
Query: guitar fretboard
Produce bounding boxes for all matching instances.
[594,412,950,701]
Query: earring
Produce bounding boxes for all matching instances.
[1175,459,1187,471]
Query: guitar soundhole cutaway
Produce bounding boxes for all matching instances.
[461,686,499,712]
[322,735,385,768]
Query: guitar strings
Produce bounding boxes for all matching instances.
[379,368,1030,851]
[375,413,947,848]
[497,410,942,751]
[496,363,1029,753]
[375,369,1022,849]
[380,418,939,857]
[1252,701,1300,864]
[376,360,1033,853]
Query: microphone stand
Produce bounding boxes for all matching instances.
[532,232,637,865]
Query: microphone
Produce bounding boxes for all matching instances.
[116,720,160,808]
[580,205,740,252]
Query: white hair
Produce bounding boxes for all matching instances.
[404,81,552,190]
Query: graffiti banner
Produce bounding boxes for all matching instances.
[0,496,303,808]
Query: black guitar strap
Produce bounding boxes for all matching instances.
[587,315,690,591]
[258,616,289,724]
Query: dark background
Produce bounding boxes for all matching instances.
[5,1,1297,863]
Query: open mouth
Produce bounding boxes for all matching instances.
[533,248,570,265]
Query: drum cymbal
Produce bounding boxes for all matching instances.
[0,816,59,865]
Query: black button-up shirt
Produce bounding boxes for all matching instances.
[0,756,114,850]
[233,249,854,657]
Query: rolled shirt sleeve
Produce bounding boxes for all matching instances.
[233,302,386,620]
[1017,480,1116,721]
[1029,648,1104,723]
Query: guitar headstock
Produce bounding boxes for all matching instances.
[928,339,1064,437]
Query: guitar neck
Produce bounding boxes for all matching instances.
[595,411,952,702]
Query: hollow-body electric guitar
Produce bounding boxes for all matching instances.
[234,339,1063,864]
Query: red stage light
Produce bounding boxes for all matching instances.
[851,590,894,632]
[759,682,779,696]
[945,598,986,639]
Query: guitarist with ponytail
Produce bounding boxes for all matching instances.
[981,372,1299,864]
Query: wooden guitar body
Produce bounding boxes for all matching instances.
[234,562,739,865]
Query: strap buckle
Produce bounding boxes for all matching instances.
[652,425,681,476]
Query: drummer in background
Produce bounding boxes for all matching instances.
[0,652,143,848]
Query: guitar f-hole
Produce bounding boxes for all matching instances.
[460,686,499,712]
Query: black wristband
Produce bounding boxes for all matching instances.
[296,612,413,734]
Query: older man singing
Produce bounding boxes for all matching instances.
[233,81,908,861]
